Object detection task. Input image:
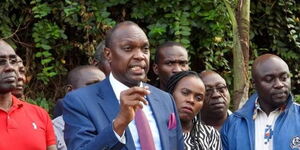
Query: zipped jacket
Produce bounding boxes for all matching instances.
[221,93,300,150]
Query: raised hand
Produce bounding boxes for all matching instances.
[113,86,150,136]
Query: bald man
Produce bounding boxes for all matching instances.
[63,21,184,150]
[53,65,106,150]
[199,70,231,130]
[221,54,300,150]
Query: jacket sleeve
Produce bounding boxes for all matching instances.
[63,93,124,150]
[169,94,185,150]
[220,118,230,150]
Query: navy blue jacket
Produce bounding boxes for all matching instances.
[63,77,184,150]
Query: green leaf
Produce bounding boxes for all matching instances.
[42,51,52,57]
[32,3,51,19]
[35,52,43,57]
[41,58,53,65]
[40,44,51,50]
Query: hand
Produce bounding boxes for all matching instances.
[113,86,150,136]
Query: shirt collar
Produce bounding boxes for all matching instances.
[109,73,143,101]
[253,98,286,119]
[11,95,24,110]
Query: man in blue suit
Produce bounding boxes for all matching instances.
[63,21,184,150]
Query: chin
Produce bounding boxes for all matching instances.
[131,75,146,82]
[180,114,193,121]
[211,108,226,114]
[274,98,288,106]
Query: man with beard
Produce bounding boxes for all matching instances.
[0,40,56,150]
[221,54,300,150]
[199,70,231,130]
[63,21,184,150]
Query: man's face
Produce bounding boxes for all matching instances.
[12,57,26,98]
[153,46,189,88]
[0,42,18,94]
[254,57,291,108]
[73,69,106,89]
[105,25,150,87]
[201,72,230,115]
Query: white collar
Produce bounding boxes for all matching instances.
[109,73,129,101]
[109,73,143,101]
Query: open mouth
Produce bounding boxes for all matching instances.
[130,65,145,74]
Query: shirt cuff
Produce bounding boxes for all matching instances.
[113,129,126,144]
[112,120,126,144]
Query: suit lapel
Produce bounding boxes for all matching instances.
[97,78,120,122]
[147,86,169,150]
[97,78,136,150]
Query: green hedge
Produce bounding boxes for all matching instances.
[0,0,299,112]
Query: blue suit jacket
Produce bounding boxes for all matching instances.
[63,78,184,150]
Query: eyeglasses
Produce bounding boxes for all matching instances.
[0,57,17,66]
[205,85,228,96]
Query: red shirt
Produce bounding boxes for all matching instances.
[0,96,56,150]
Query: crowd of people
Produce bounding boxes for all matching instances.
[0,21,299,150]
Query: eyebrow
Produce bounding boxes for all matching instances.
[216,83,227,86]
[0,54,17,58]
[164,59,188,63]
[264,71,289,77]
[205,82,226,87]
[120,39,149,45]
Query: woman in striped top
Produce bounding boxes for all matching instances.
[166,71,222,150]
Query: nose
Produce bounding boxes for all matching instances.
[172,64,182,73]
[186,95,195,105]
[210,88,222,98]
[274,78,284,89]
[4,61,17,73]
[133,49,146,60]
[17,74,25,82]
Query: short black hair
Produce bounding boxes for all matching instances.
[105,21,139,49]
[94,40,106,64]
[166,71,200,94]
[154,41,186,64]
[67,65,99,85]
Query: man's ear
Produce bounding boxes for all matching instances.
[65,84,73,93]
[153,63,159,75]
[104,47,112,63]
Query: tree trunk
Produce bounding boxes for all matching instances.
[224,0,250,111]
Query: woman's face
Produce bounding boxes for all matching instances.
[172,76,205,122]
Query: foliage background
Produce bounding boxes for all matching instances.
[0,0,299,112]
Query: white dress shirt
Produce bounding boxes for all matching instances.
[110,73,162,150]
[52,116,67,150]
[254,99,282,150]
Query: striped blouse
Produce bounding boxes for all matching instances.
[183,119,222,150]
